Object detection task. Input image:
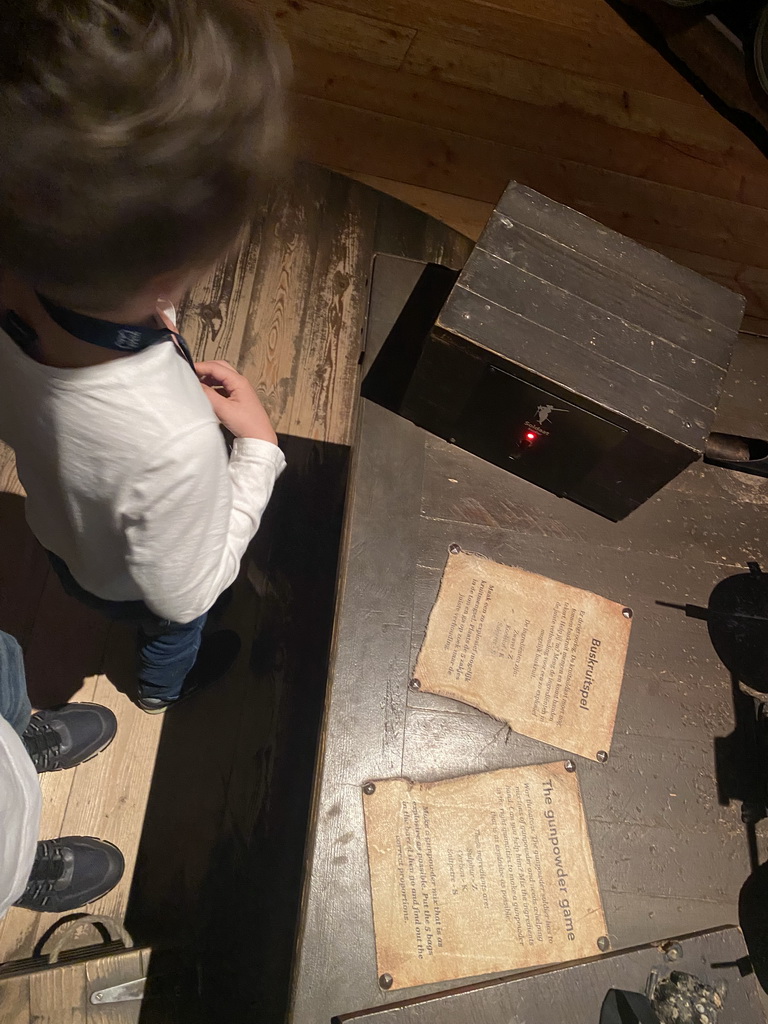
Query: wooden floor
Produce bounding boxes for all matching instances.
[263,0,768,335]
[2,0,768,1016]
[0,166,470,1022]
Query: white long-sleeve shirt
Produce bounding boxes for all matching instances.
[0,327,285,623]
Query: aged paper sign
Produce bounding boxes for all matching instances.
[363,762,606,990]
[413,550,632,761]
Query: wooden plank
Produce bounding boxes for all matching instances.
[652,244,768,325]
[297,0,695,100]
[334,928,763,1022]
[0,446,49,650]
[178,229,259,365]
[256,0,416,69]
[290,261,430,1023]
[28,965,86,1024]
[372,191,472,270]
[23,574,112,710]
[616,0,768,139]
[294,96,768,271]
[470,218,737,368]
[461,249,728,402]
[401,31,746,153]
[238,164,327,430]
[319,0,639,41]
[194,435,350,1023]
[284,174,378,444]
[85,950,145,1024]
[348,174,493,240]
[0,975,30,1024]
[492,182,745,330]
[292,44,768,209]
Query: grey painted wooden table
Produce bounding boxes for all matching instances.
[335,927,764,1023]
[289,254,768,1023]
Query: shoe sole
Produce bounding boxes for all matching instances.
[36,705,117,771]
[137,701,170,715]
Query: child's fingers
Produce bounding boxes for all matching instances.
[199,381,229,411]
[195,360,242,390]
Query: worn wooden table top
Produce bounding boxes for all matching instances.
[335,926,764,1023]
[290,253,768,1023]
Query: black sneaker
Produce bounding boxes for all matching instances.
[14,836,125,913]
[22,704,117,773]
[136,629,241,714]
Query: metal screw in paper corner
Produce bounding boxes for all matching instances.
[379,973,394,990]
[597,936,610,952]
[449,543,462,554]
[409,678,421,691]
[564,760,576,773]
[622,607,633,619]
[596,750,608,763]
[363,782,376,796]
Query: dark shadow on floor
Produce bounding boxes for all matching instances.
[661,561,768,990]
[127,435,350,1024]
[0,490,123,707]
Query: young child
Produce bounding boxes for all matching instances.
[0,0,289,711]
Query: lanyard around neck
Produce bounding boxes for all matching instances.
[31,292,197,370]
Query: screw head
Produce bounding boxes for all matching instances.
[662,941,683,962]
[564,760,576,773]
[379,973,394,989]
[622,607,633,619]
[596,750,608,763]
[597,936,610,952]
[449,543,462,554]
[448,437,457,445]
[363,783,376,796]
[93,993,103,1002]
[409,678,421,691]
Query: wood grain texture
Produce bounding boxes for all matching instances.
[280,0,768,331]
[401,32,737,152]
[238,165,326,432]
[298,0,694,98]
[293,45,768,209]
[28,965,86,1024]
[261,0,416,69]
[0,976,30,1024]
[333,928,763,1023]
[85,950,146,1024]
[285,174,378,442]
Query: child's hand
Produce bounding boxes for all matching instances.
[195,360,278,445]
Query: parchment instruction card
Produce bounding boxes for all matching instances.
[413,550,632,761]
[363,762,606,990]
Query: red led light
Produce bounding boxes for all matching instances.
[525,431,537,441]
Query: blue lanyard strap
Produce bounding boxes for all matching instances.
[34,292,196,370]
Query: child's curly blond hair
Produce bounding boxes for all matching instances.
[0,0,289,311]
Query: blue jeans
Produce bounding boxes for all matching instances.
[47,553,207,702]
[0,631,32,736]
